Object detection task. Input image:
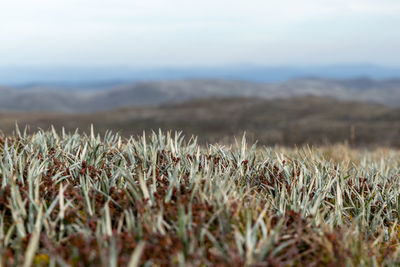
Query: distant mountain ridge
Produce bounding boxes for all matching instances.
[1,64,400,85]
[1,77,400,112]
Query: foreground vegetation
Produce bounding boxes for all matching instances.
[1,128,400,266]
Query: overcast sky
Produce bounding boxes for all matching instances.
[1,0,399,66]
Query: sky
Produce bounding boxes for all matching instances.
[1,0,400,67]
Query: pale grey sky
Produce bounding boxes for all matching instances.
[1,0,399,66]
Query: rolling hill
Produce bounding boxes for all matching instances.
[1,78,400,112]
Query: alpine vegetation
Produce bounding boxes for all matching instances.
[1,127,400,266]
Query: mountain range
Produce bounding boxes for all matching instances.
[1,77,400,112]
[1,64,400,85]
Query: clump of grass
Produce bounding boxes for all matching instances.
[0,127,400,266]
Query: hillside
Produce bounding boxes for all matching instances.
[1,96,399,146]
[1,78,400,112]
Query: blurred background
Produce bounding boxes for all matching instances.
[0,0,399,147]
